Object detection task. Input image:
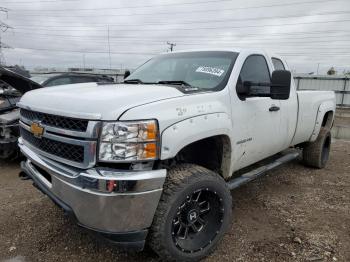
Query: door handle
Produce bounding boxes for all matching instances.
[269,105,280,112]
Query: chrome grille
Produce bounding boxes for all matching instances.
[19,108,99,168]
[20,108,88,132]
[20,127,84,163]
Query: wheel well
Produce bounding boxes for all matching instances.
[321,111,334,129]
[169,135,231,178]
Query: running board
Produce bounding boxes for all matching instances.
[226,151,300,190]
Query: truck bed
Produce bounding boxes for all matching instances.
[292,90,336,145]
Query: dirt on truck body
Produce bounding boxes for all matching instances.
[0,139,349,262]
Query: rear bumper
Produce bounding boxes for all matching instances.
[19,140,166,250]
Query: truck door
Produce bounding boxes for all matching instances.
[271,57,298,149]
[232,54,285,169]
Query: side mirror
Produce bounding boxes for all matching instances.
[270,70,291,100]
[236,77,251,100]
[123,70,131,79]
[237,81,250,97]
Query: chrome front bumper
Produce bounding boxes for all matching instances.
[19,139,166,236]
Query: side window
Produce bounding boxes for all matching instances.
[237,55,271,99]
[272,58,285,70]
[44,77,72,87]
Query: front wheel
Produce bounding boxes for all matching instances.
[149,164,232,261]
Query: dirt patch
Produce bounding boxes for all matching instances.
[1,140,349,262]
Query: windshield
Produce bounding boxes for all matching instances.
[126,51,238,91]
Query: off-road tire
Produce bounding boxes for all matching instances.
[303,128,331,168]
[149,164,232,261]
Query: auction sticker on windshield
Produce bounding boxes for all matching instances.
[196,66,225,77]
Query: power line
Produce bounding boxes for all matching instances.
[6,41,350,52]
[6,0,235,10]
[8,29,350,40]
[10,10,350,28]
[10,46,157,55]
[1,0,78,3]
[9,18,350,33]
[8,42,350,52]
[8,0,344,17]
[8,46,350,57]
[7,31,350,45]
[6,34,350,49]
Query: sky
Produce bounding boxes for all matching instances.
[0,0,350,74]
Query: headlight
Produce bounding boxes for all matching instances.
[99,120,159,162]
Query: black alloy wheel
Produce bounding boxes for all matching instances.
[171,188,224,253]
[149,164,232,261]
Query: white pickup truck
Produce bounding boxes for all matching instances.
[18,49,335,261]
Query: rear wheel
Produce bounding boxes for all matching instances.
[149,164,232,261]
[303,128,331,168]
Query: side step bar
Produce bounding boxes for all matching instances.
[226,151,300,190]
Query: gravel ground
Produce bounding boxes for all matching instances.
[0,140,349,262]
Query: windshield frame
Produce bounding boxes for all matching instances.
[126,51,239,92]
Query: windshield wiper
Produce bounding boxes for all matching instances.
[124,79,158,85]
[157,80,191,86]
[123,79,144,84]
[157,80,199,91]
[124,79,200,91]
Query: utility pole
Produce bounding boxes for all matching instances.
[0,7,12,66]
[0,35,11,65]
[167,41,176,52]
[82,54,86,70]
[107,25,112,70]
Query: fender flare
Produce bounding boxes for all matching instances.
[160,112,233,168]
[310,101,335,142]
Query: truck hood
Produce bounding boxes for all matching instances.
[18,82,185,120]
[0,67,42,94]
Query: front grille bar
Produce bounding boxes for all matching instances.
[20,112,101,139]
[20,121,97,169]
[21,108,88,132]
[21,128,84,163]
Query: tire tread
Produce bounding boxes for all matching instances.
[149,164,231,261]
[303,128,331,168]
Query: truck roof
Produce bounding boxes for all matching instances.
[160,48,284,60]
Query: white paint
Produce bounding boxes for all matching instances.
[19,83,184,120]
[291,91,335,145]
[19,48,336,177]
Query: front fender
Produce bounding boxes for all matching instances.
[160,113,232,160]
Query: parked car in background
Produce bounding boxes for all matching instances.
[0,68,41,159]
[0,69,115,159]
[31,73,114,87]
[30,74,60,85]
[17,49,335,261]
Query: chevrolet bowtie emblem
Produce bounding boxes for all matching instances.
[30,122,44,138]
